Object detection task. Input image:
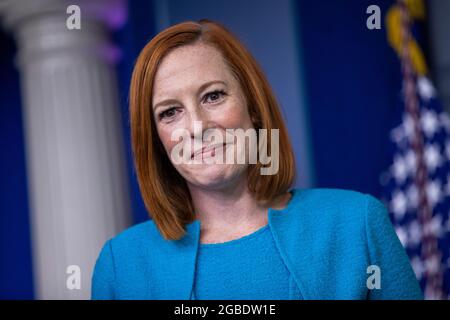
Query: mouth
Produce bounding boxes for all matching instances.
[191,143,228,160]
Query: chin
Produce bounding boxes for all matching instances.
[178,163,247,190]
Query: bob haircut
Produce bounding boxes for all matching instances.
[129,19,296,240]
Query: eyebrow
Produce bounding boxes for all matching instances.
[152,80,227,111]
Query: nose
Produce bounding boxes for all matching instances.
[186,107,218,139]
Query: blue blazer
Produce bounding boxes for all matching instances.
[91,188,423,299]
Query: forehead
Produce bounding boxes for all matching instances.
[152,42,234,100]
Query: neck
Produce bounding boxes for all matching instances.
[188,177,268,242]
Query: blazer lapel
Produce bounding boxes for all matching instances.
[268,189,316,299]
[151,219,200,299]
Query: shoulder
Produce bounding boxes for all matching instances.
[281,187,391,246]
[287,187,401,254]
[289,187,386,224]
[280,188,422,299]
[93,220,162,280]
[92,220,164,299]
[292,187,376,207]
[107,219,161,253]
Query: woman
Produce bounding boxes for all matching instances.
[91,19,423,300]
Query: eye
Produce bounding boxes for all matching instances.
[158,107,178,120]
[202,90,227,104]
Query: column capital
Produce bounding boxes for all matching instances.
[0,0,127,31]
[0,0,127,66]
[0,0,64,31]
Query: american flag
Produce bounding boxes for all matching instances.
[380,0,450,299]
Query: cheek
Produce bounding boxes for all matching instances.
[219,100,253,129]
[156,127,177,154]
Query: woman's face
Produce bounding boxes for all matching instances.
[152,42,254,190]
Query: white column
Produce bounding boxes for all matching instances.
[0,0,131,299]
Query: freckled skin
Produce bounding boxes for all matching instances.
[152,42,254,190]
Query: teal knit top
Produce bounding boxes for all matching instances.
[192,223,302,300]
